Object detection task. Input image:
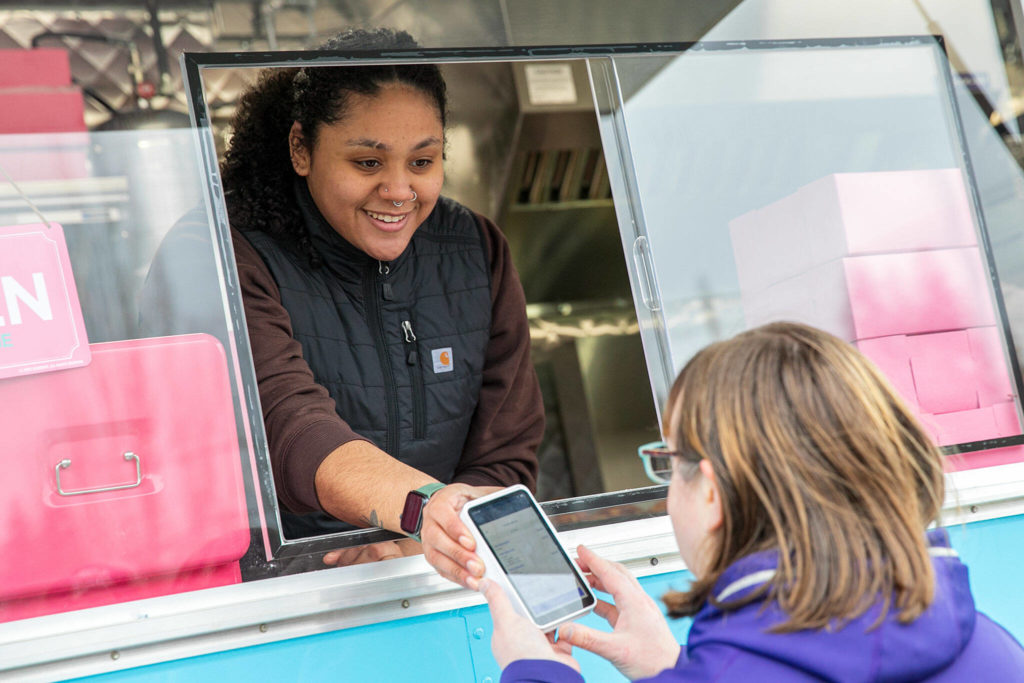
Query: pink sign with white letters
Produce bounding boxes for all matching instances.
[0,222,90,379]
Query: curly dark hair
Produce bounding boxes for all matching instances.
[220,28,448,266]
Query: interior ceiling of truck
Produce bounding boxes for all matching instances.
[0,1,740,127]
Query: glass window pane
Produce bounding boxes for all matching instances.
[597,37,1024,470]
[0,126,258,622]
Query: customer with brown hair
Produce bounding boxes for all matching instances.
[480,321,1024,681]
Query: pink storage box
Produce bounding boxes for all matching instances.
[0,131,90,182]
[0,48,72,88]
[0,145,89,181]
[0,148,89,181]
[0,334,250,622]
[855,335,919,410]
[992,401,1021,436]
[799,169,976,263]
[923,401,1021,447]
[742,247,996,341]
[968,326,1015,406]
[729,190,811,293]
[907,331,978,414]
[0,88,86,134]
[730,169,978,292]
[740,270,814,330]
[740,265,865,338]
[859,328,1016,419]
[858,330,1022,449]
[921,406,998,446]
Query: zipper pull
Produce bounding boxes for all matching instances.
[379,261,393,300]
[402,320,418,365]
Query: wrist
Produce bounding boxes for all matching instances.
[399,482,446,541]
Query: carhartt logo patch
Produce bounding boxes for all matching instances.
[432,347,453,373]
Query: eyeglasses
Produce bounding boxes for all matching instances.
[637,441,679,485]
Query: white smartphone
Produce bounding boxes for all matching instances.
[461,484,596,632]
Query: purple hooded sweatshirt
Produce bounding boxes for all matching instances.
[501,530,1024,682]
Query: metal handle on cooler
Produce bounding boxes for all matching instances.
[55,451,142,496]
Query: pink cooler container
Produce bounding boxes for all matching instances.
[0,334,250,622]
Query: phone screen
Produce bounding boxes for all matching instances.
[468,488,594,626]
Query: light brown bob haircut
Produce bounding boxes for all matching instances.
[662,321,945,632]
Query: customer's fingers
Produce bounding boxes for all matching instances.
[557,621,618,660]
[593,597,620,628]
[577,545,645,607]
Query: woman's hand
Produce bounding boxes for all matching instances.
[557,544,681,680]
[481,578,580,672]
[419,484,500,588]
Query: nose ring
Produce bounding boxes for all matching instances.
[392,191,417,208]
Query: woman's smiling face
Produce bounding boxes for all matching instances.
[290,83,445,262]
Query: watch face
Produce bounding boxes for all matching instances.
[400,491,427,534]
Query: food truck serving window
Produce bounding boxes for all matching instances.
[180,35,1024,576]
[3,33,1024,666]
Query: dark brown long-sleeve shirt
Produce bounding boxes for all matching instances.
[232,213,543,515]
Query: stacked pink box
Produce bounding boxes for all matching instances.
[0,47,89,181]
[729,169,1021,454]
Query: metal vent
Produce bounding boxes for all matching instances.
[514,146,609,205]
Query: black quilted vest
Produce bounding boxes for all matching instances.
[245,183,492,537]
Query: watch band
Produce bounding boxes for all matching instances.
[400,482,446,541]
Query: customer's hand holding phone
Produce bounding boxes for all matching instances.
[480,576,580,671]
[555,544,682,681]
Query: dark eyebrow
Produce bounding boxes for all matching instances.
[413,136,443,151]
[346,136,442,152]
[347,138,387,150]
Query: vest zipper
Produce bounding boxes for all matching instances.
[366,260,399,457]
[402,319,427,440]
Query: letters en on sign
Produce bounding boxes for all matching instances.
[0,223,90,379]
